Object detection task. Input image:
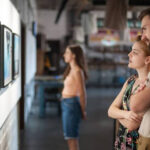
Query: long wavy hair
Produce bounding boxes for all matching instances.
[63,45,88,80]
[135,35,150,71]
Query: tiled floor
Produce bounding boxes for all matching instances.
[20,87,120,150]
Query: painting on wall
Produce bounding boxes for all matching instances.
[12,33,20,79]
[0,25,12,87]
[0,22,1,88]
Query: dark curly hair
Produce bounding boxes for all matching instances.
[138,8,150,21]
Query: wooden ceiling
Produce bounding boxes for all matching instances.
[36,0,91,10]
[36,0,150,10]
[36,0,150,24]
[36,0,60,10]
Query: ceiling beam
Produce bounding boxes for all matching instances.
[55,0,68,24]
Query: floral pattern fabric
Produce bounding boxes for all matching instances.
[114,76,139,150]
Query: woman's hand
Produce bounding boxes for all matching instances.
[124,111,143,122]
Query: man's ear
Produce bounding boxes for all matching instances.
[145,56,150,65]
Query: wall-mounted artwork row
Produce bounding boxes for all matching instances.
[0,25,13,87]
[0,24,20,88]
[12,33,20,79]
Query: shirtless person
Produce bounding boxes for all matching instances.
[61,45,88,150]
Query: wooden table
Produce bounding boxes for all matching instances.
[35,75,63,117]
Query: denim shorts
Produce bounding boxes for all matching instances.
[61,96,82,140]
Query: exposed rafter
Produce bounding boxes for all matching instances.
[55,0,68,24]
[36,0,150,10]
[55,0,91,24]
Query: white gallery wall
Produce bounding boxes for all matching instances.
[24,29,36,123]
[25,29,36,85]
[0,0,21,128]
[38,10,67,40]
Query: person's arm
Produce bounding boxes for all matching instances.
[108,80,142,123]
[118,115,143,131]
[118,119,139,131]
[108,81,127,119]
[74,69,87,120]
[130,87,150,113]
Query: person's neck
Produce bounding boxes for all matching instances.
[137,68,149,82]
[70,61,77,70]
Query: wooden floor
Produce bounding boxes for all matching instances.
[20,87,119,150]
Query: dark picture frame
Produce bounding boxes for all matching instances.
[12,33,20,79]
[0,25,12,87]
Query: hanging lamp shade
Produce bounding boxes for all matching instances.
[104,0,128,30]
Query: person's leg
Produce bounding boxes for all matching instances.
[67,139,79,150]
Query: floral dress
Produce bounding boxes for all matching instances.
[114,76,139,150]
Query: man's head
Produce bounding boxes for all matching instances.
[139,8,150,45]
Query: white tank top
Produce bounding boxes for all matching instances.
[138,108,150,137]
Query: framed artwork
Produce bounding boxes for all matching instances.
[12,33,20,79]
[0,22,1,88]
[0,25,12,87]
